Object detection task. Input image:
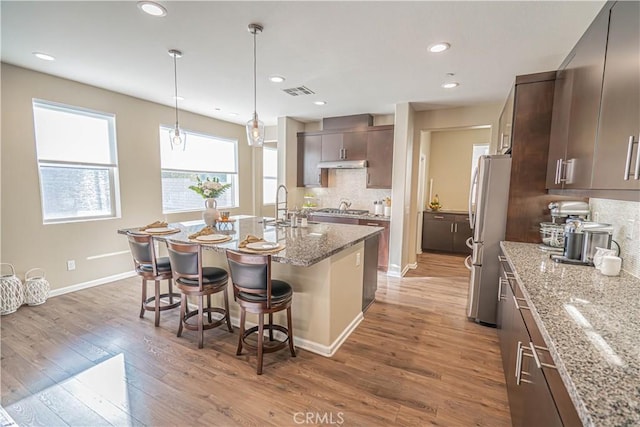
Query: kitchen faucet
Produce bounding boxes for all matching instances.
[275,185,288,222]
[338,199,352,212]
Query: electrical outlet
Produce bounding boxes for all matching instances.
[355,252,361,266]
[67,260,76,271]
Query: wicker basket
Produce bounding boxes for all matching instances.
[24,268,50,306]
[1,263,24,315]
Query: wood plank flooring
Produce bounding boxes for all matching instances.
[1,252,510,426]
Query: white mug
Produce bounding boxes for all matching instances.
[600,256,622,276]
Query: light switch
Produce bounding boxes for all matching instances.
[355,252,361,266]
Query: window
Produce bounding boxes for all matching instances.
[32,100,120,223]
[263,147,278,205]
[159,127,238,213]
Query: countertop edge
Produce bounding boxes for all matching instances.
[500,241,594,427]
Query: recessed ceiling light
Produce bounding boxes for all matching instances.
[314,101,327,106]
[33,52,55,61]
[428,42,451,53]
[173,95,184,101]
[137,1,167,17]
[269,75,285,83]
[442,82,459,89]
[228,112,239,117]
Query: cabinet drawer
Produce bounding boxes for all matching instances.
[424,212,455,221]
[455,214,470,223]
[359,219,389,228]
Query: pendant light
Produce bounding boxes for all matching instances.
[246,23,265,147]
[168,49,186,150]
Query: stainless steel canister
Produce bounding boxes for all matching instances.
[581,230,612,264]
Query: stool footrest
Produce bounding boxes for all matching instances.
[241,324,291,354]
[143,292,182,311]
[182,307,230,332]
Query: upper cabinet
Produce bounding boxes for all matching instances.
[546,1,640,199]
[546,4,609,190]
[321,130,367,161]
[297,134,328,187]
[366,126,394,189]
[591,0,640,190]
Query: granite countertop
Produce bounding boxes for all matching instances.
[500,241,640,427]
[119,216,382,267]
[308,210,390,222]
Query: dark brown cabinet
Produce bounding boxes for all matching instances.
[307,214,359,225]
[321,130,367,161]
[545,4,609,190]
[297,134,327,187]
[358,218,390,272]
[497,250,581,427]
[366,126,394,189]
[422,212,471,254]
[591,0,640,191]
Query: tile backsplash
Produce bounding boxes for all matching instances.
[298,169,391,212]
[590,198,640,278]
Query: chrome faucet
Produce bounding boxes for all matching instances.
[338,199,352,212]
[275,185,288,222]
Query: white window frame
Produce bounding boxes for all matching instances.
[262,146,278,205]
[159,126,239,214]
[32,99,121,224]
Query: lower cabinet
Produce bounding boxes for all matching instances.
[497,250,581,427]
[422,212,472,254]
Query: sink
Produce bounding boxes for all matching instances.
[314,208,369,215]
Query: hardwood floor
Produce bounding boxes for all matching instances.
[1,253,510,426]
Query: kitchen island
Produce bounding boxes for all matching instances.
[500,241,640,426]
[119,216,383,356]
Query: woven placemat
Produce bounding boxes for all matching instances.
[140,228,181,235]
[237,244,286,254]
[189,235,233,244]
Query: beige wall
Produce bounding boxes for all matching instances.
[0,63,251,290]
[427,128,491,211]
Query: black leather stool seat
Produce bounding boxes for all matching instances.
[139,256,171,273]
[239,280,292,303]
[177,267,228,287]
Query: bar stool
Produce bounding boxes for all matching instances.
[127,232,181,326]
[226,250,296,375]
[166,241,233,349]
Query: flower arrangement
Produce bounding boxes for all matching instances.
[428,194,442,211]
[189,176,232,199]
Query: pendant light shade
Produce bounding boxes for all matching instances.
[246,23,264,147]
[168,49,186,151]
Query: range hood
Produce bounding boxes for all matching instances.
[317,160,368,169]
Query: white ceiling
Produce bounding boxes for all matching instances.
[1,1,605,126]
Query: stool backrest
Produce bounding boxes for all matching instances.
[127,232,158,275]
[166,240,204,290]
[226,251,273,308]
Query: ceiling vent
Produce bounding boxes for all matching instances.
[282,86,315,96]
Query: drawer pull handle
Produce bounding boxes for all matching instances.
[513,295,530,311]
[366,223,378,226]
[529,343,557,370]
[434,215,445,219]
[498,255,507,262]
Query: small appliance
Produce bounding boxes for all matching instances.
[551,222,616,265]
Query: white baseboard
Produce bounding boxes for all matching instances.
[49,271,136,297]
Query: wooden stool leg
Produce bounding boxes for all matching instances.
[207,294,212,323]
[287,306,296,357]
[223,287,233,333]
[140,279,147,318]
[198,296,204,349]
[268,313,274,341]
[168,278,174,304]
[177,294,186,337]
[237,309,246,355]
[257,313,265,375]
[154,280,161,327]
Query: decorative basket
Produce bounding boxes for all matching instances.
[24,268,50,306]
[1,263,24,315]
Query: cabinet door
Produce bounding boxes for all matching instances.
[297,134,327,187]
[591,1,640,190]
[452,216,472,254]
[321,133,343,161]
[366,128,394,188]
[562,7,609,188]
[422,215,454,252]
[546,67,572,189]
[342,131,367,160]
[360,219,390,271]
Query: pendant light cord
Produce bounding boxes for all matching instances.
[173,53,179,127]
[252,29,257,117]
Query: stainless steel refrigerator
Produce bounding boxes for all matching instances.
[465,154,512,325]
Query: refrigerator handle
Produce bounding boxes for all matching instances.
[463,255,472,271]
[466,237,473,249]
[468,166,479,229]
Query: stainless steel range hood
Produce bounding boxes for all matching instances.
[317,160,368,169]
